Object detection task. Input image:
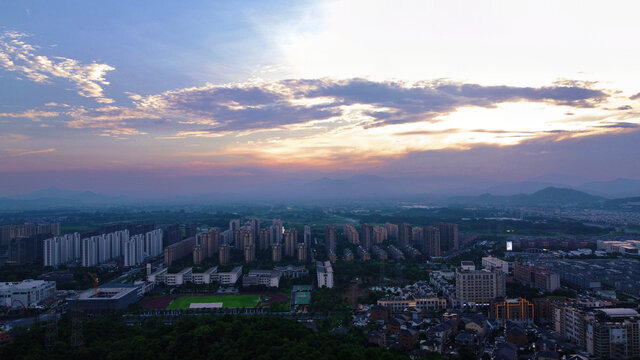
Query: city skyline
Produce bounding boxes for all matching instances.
[1,1,640,196]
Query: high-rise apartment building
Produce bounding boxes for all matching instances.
[344,224,359,245]
[304,225,311,246]
[361,223,372,250]
[455,263,506,305]
[219,244,231,265]
[251,218,260,240]
[398,223,411,247]
[325,225,336,253]
[164,236,196,266]
[411,227,423,248]
[423,226,441,257]
[272,243,282,262]
[271,219,283,243]
[437,223,459,252]
[373,226,387,243]
[284,228,298,257]
[244,244,256,263]
[297,242,307,262]
[258,228,271,250]
[229,219,241,233]
[384,223,398,240]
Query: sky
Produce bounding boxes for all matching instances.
[1,0,639,197]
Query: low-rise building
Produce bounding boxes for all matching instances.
[377,296,447,313]
[586,308,640,359]
[218,266,243,285]
[482,256,510,273]
[490,298,535,324]
[0,279,56,308]
[242,270,281,287]
[274,265,308,279]
[316,260,334,288]
[67,284,140,313]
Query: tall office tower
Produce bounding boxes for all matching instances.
[361,223,373,250]
[219,244,231,265]
[244,244,256,263]
[207,228,221,258]
[272,243,282,262]
[229,219,241,233]
[412,227,424,248]
[398,223,412,247]
[193,245,205,265]
[297,242,307,262]
[384,223,399,240]
[423,226,441,257]
[251,218,260,240]
[304,225,311,246]
[437,223,459,252]
[259,228,271,250]
[284,228,298,257]
[82,237,98,267]
[373,226,387,244]
[344,224,359,245]
[325,225,336,253]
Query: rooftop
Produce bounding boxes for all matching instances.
[598,308,639,317]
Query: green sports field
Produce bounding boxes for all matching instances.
[166,294,261,309]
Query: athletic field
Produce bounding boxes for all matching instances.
[166,294,261,309]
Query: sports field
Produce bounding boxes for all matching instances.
[166,294,261,309]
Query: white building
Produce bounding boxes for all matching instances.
[144,229,163,258]
[44,232,81,267]
[316,261,334,288]
[482,256,510,273]
[82,236,99,267]
[123,234,147,267]
[218,266,242,285]
[0,280,56,308]
[242,270,281,287]
[192,267,218,284]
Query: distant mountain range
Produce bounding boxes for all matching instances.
[0,186,128,210]
[448,187,605,207]
[2,176,640,211]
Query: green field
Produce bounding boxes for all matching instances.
[167,295,261,309]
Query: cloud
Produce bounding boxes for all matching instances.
[66,106,156,137]
[0,31,115,103]
[0,109,59,121]
[1,147,55,157]
[0,134,28,142]
[130,78,609,137]
[631,92,640,101]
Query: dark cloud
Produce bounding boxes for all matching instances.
[598,122,639,129]
[630,92,640,100]
[135,78,610,133]
[617,105,633,110]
